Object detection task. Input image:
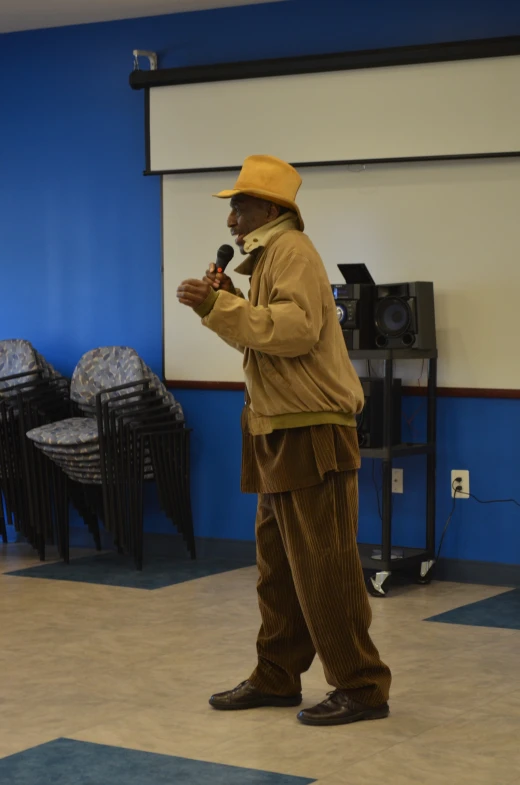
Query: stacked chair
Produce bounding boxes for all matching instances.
[0,339,78,557]
[26,346,194,570]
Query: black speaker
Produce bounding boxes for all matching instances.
[357,377,402,448]
[333,283,375,350]
[373,282,436,351]
[332,263,375,350]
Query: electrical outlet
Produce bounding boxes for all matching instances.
[392,468,403,494]
[451,470,469,498]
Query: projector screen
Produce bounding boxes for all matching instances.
[163,158,520,390]
[150,55,520,173]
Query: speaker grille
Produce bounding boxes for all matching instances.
[375,297,412,337]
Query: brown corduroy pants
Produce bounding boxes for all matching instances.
[248,470,392,706]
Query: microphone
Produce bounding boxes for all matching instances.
[215,244,234,274]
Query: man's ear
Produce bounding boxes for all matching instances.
[268,202,281,221]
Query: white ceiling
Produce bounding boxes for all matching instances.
[0,0,281,34]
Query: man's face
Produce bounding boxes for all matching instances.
[227,195,279,254]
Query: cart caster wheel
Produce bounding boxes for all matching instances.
[417,560,435,585]
[367,571,391,597]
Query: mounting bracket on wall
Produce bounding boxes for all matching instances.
[133,50,158,71]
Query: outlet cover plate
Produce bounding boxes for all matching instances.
[451,470,469,498]
[392,468,404,494]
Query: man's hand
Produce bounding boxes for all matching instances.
[204,263,236,294]
[177,279,212,308]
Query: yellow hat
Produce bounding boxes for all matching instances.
[213,154,304,230]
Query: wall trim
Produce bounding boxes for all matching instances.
[435,557,520,587]
[405,386,520,399]
[167,380,520,399]
[168,380,245,391]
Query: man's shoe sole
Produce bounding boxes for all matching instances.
[210,695,302,711]
[297,706,390,726]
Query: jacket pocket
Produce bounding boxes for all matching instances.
[257,354,293,393]
[255,353,323,414]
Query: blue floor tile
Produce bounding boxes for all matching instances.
[5,552,254,590]
[0,739,316,785]
[426,588,520,629]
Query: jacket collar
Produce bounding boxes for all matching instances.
[234,212,300,277]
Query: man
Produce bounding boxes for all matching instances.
[177,155,391,726]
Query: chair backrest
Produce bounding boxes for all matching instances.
[70,347,146,407]
[0,339,40,392]
[33,349,61,381]
[143,365,183,420]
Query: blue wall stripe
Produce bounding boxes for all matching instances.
[1,0,520,565]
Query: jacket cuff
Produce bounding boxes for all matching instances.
[194,289,219,318]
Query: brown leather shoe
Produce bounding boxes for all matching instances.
[209,680,302,711]
[297,690,389,726]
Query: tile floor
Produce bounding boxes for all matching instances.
[1,541,519,784]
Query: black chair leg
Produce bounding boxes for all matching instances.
[89,511,102,552]
[37,529,46,562]
[71,484,103,552]
[50,465,68,563]
[58,473,70,564]
[0,496,7,544]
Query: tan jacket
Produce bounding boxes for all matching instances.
[197,217,364,435]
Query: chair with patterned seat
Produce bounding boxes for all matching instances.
[0,339,51,392]
[0,339,72,555]
[26,346,194,569]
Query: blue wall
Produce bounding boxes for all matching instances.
[1,0,520,564]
